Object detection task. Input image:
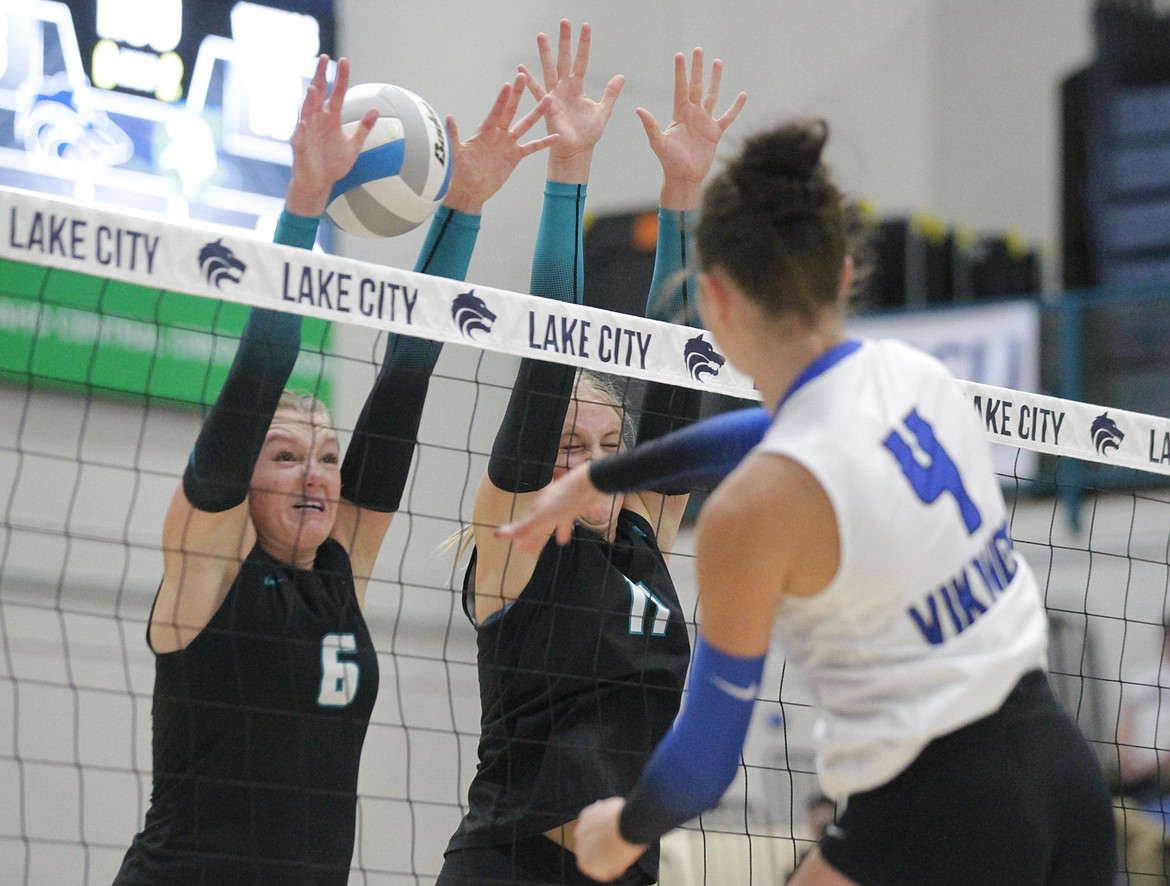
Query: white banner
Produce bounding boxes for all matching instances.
[957,380,1170,478]
[0,186,756,398]
[4,185,1169,476]
[847,299,1039,395]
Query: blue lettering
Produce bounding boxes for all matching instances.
[884,409,982,534]
[908,596,945,646]
[906,520,1020,644]
[970,550,1004,600]
[950,568,988,626]
[990,523,1018,584]
[939,584,964,633]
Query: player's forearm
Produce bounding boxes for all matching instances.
[591,407,771,495]
[529,181,587,305]
[340,207,479,511]
[183,210,312,512]
[646,207,696,325]
[488,181,586,492]
[637,207,703,463]
[619,636,764,843]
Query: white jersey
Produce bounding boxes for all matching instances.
[759,338,1048,800]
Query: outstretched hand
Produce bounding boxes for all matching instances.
[495,460,606,552]
[519,19,624,183]
[638,48,747,210]
[286,55,378,217]
[442,75,559,214]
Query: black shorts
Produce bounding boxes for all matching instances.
[820,670,1116,886]
[436,835,653,886]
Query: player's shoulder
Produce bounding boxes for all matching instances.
[705,450,818,531]
[698,449,834,586]
[851,338,961,409]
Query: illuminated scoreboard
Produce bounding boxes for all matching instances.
[0,0,335,233]
[0,0,336,404]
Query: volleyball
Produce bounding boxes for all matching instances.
[325,82,453,238]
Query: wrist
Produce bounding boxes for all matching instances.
[441,189,487,216]
[284,176,329,217]
[548,150,594,185]
[659,177,703,212]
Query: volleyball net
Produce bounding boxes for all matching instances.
[2,184,1170,883]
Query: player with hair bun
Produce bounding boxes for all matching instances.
[112,55,556,884]
[502,118,1117,885]
[437,21,745,886]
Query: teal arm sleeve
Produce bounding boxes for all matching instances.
[530,180,587,305]
[274,210,320,250]
[415,204,480,280]
[646,207,697,326]
[488,183,586,492]
[340,206,480,511]
[182,210,313,511]
[639,208,702,467]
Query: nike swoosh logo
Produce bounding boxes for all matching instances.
[709,675,759,702]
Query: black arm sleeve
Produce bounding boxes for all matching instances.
[486,182,585,493]
[635,207,704,492]
[487,357,578,493]
[589,407,772,496]
[635,384,704,494]
[182,307,303,512]
[339,335,442,512]
[182,210,318,511]
[340,206,479,511]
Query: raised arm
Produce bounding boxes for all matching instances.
[627,49,747,552]
[472,20,623,621]
[493,51,752,556]
[154,55,376,652]
[332,75,557,601]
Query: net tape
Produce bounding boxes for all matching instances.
[3,184,1169,477]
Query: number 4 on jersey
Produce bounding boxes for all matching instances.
[883,408,982,534]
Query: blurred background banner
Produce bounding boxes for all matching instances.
[0,0,336,405]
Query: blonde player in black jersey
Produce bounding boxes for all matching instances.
[502,120,1117,885]
[113,56,556,884]
[437,21,745,886]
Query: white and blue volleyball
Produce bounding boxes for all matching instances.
[325,82,453,238]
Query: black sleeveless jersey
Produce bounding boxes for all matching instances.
[114,538,378,885]
[448,510,690,877]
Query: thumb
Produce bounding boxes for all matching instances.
[445,114,462,148]
[635,107,661,144]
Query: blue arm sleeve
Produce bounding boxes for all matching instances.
[618,637,765,844]
[590,406,771,495]
[340,206,480,511]
[182,209,313,512]
[488,183,586,492]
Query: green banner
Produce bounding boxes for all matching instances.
[0,257,331,406]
